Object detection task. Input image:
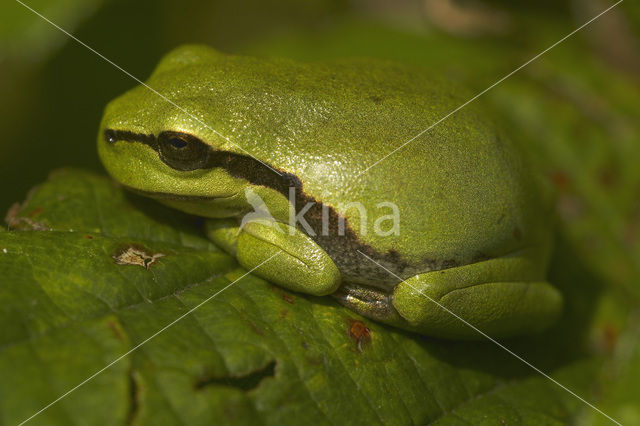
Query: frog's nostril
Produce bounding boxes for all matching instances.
[104,129,117,144]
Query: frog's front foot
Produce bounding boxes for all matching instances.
[207,218,341,296]
[336,248,563,339]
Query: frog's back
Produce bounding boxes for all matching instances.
[145,46,550,282]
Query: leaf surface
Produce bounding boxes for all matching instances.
[0,170,606,425]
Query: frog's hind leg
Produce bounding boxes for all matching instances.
[391,250,563,339]
[221,219,341,296]
[334,248,562,339]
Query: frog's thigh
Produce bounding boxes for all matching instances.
[236,219,341,296]
[205,218,240,256]
[393,254,563,339]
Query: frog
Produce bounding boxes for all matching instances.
[98,45,562,339]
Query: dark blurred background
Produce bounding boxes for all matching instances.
[1,0,638,215]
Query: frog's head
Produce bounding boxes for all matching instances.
[97,45,271,218]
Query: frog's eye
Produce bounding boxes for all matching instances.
[157,131,210,171]
[167,137,187,149]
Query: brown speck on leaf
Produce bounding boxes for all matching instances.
[84,234,94,240]
[282,293,295,304]
[27,207,44,217]
[4,203,20,228]
[602,324,619,353]
[5,202,49,231]
[597,167,617,188]
[279,308,288,319]
[112,244,165,270]
[424,0,511,36]
[349,320,371,352]
[550,170,570,191]
[557,194,584,221]
[269,284,296,304]
[107,320,126,342]
[248,321,264,336]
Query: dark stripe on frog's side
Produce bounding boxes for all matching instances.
[104,129,455,286]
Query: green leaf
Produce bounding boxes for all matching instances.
[0,169,611,425]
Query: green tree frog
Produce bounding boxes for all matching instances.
[98,45,562,339]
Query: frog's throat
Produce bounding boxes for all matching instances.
[106,128,460,283]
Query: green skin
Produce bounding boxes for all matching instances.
[98,45,562,340]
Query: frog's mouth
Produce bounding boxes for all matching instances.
[121,184,250,218]
[121,185,230,202]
